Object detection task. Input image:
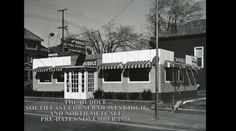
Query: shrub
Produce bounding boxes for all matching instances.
[116,93,128,100]
[129,93,142,100]
[141,89,152,100]
[93,89,104,99]
[103,92,115,99]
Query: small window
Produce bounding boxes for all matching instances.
[26,44,37,50]
[194,46,204,68]
[129,69,149,82]
[165,68,173,82]
[38,72,52,82]
[104,70,122,82]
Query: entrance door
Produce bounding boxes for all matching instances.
[64,71,86,99]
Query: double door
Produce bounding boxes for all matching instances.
[64,71,86,99]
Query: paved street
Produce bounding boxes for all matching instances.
[25,114,178,131]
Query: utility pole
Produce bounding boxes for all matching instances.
[155,0,159,120]
[97,30,104,54]
[57,8,68,56]
[48,33,55,57]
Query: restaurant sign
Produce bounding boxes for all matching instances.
[174,57,185,63]
[83,60,97,66]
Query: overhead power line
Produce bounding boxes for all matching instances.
[27,0,104,27]
[67,9,104,26]
[109,0,134,23]
[25,12,60,23]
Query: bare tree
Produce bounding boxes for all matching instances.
[146,0,203,37]
[80,23,150,54]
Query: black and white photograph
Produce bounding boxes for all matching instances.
[24,0,206,130]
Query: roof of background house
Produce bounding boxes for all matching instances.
[49,45,61,54]
[85,54,102,60]
[161,19,206,38]
[24,28,44,42]
[178,19,206,35]
[39,44,48,52]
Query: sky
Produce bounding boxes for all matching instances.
[24,0,206,48]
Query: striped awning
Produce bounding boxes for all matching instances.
[99,62,123,70]
[164,61,185,69]
[51,65,71,72]
[186,64,200,71]
[33,66,53,72]
[124,60,152,69]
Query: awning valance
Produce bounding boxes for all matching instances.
[165,61,200,70]
[124,60,152,69]
[185,64,200,71]
[99,62,123,70]
[33,66,53,72]
[164,61,185,69]
[51,65,71,72]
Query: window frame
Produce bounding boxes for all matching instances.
[194,46,204,68]
[87,72,95,92]
[165,67,173,83]
[26,43,38,50]
[177,69,184,83]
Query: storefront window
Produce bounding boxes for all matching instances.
[38,72,52,82]
[165,68,173,82]
[187,70,196,85]
[54,71,64,82]
[177,70,184,82]
[104,70,122,82]
[129,69,149,82]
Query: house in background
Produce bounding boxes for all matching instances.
[24,28,48,88]
[158,19,206,90]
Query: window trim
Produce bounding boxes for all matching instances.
[26,43,38,50]
[55,79,64,84]
[194,46,204,68]
[177,69,184,82]
[128,69,150,83]
[165,68,172,83]
[38,80,52,84]
[55,72,64,84]
[87,72,95,92]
